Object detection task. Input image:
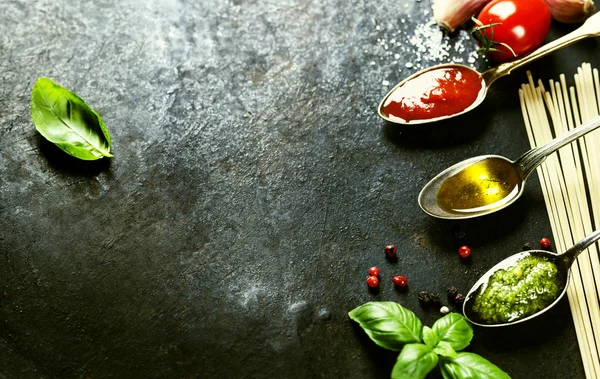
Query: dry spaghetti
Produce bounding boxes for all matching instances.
[520,62,600,379]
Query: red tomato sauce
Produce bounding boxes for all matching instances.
[381,66,485,122]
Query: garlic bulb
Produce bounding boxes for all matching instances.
[544,0,595,23]
[434,0,493,33]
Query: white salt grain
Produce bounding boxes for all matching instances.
[367,0,486,92]
[369,15,482,85]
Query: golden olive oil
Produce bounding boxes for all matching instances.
[436,157,521,214]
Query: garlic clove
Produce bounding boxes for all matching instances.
[434,0,493,33]
[543,0,595,23]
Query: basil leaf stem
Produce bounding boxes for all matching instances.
[31,77,113,160]
[348,302,422,351]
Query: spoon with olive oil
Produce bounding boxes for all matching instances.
[463,228,600,327]
[418,115,600,219]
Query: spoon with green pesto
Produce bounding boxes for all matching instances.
[463,228,600,327]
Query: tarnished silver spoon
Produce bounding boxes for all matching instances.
[378,12,600,125]
[463,228,600,327]
[418,115,600,219]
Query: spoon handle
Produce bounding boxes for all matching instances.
[516,115,600,178]
[483,12,600,85]
[561,228,600,266]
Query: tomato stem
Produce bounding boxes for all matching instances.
[471,17,517,58]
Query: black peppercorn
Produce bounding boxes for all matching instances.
[453,224,466,241]
[522,242,531,251]
[428,292,441,303]
[447,286,458,298]
[418,291,431,303]
[454,293,465,304]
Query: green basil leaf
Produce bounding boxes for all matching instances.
[432,313,473,351]
[433,341,457,359]
[440,352,511,379]
[31,77,113,160]
[348,302,422,351]
[422,326,439,349]
[391,343,438,379]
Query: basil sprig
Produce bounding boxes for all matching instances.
[349,302,510,379]
[31,77,113,160]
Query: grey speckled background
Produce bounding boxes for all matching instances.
[1,1,597,378]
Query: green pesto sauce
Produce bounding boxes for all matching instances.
[472,255,562,324]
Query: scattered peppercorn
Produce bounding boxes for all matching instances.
[447,286,458,298]
[419,291,442,304]
[453,224,466,241]
[418,291,431,303]
[429,292,441,303]
[392,275,408,287]
[454,293,465,304]
[522,242,532,251]
[368,266,380,277]
[458,245,471,258]
[384,245,397,258]
[540,237,551,249]
[440,306,450,314]
[366,276,379,288]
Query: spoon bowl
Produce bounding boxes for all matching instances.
[419,115,600,219]
[463,228,600,327]
[418,154,524,219]
[463,249,569,327]
[377,63,488,125]
[378,12,600,125]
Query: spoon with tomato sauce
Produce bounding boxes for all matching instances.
[378,11,600,125]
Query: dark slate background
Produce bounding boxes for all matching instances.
[1,1,597,378]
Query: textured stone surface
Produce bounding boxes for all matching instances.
[0,1,597,378]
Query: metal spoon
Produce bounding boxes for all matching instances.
[463,228,600,327]
[378,12,600,125]
[418,115,600,219]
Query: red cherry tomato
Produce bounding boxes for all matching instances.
[475,0,551,62]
